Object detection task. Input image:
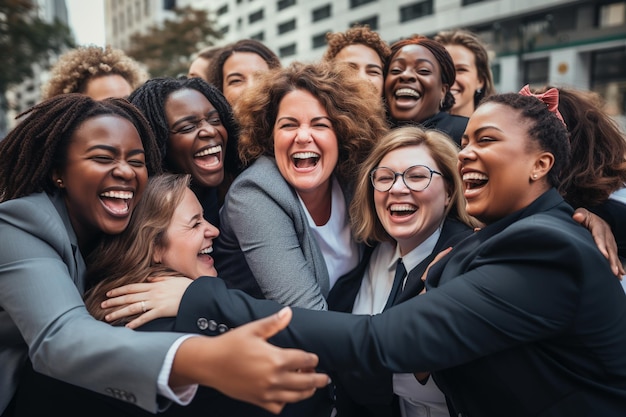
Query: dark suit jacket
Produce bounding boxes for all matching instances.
[393,112,468,146]
[324,218,472,416]
[177,189,626,417]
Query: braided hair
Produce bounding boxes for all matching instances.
[128,77,241,176]
[0,94,161,202]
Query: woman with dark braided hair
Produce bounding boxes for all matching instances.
[0,94,329,417]
[384,35,469,145]
[128,76,241,226]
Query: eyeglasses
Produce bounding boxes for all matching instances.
[169,114,222,135]
[370,165,443,192]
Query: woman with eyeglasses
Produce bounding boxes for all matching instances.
[325,126,480,417]
[128,77,241,226]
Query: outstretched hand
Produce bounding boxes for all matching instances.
[172,307,330,414]
[419,247,453,294]
[101,276,194,328]
[573,208,624,277]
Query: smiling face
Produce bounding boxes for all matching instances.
[84,74,133,100]
[153,188,219,278]
[385,44,448,124]
[459,102,549,224]
[273,89,339,200]
[374,145,449,256]
[334,44,384,96]
[165,88,228,188]
[222,52,271,105]
[56,115,148,245]
[446,44,484,117]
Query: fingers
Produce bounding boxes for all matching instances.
[105,282,152,298]
[248,306,293,339]
[573,208,623,276]
[421,246,452,282]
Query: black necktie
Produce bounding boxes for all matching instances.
[384,258,406,310]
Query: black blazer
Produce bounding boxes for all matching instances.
[177,189,626,417]
[392,112,468,146]
[323,218,472,416]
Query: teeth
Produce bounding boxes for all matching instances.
[395,88,421,99]
[100,191,133,199]
[292,152,320,159]
[195,145,222,157]
[463,172,488,181]
[389,204,417,212]
[199,247,213,255]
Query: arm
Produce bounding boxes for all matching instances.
[173,217,615,376]
[573,207,624,276]
[219,163,328,309]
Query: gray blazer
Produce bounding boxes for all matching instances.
[215,155,334,310]
[0,191,182,414]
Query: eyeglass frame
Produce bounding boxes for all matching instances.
[168,112,223,135]
[370,164,444,192]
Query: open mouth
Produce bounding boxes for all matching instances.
[194,145,222,168]
[100,190,133,215]
[198,246,213,256]
[389,203,417,217]
[292,152,320,169]
[394,88,421,100]
[463,172,488,192]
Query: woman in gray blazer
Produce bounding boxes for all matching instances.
[0,94,328,416]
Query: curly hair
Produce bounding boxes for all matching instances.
[235,60,389,187]
[207,39,281,94]
[434,29,496,107]
[323,25,391,66]
[480,93,571,188]
[538,86,626,208]
[84,173,190,325]
[42,45,148,100]
[128,76,241,177]
[386,35,456,112]
[0,94,162,202]
[350,126,480,244]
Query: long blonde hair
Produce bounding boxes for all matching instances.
[84,173,191,325]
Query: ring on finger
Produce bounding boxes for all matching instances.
[141,300,146,313]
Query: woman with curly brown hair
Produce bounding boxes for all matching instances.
[213,61,388,312]
[42,45,148,100]
[323,25,391,96]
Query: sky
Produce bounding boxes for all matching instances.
[66,0,106,47]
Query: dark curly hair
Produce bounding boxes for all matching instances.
[0,94,161,201]
[480,93,571,188]
[235,61,389,187]
[128,76,241,177]
[323,24,391,67]
[386,35,456,112]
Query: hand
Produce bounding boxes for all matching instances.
[101,276,194,328]
[573,208,625,277]
[419,247,453,294]
[172,307,330,414]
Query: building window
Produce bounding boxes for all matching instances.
[127,6,132,26]
[220,25,229,34]
[277,0,296,11]
[491,63,500,85]
[312,4,331,22]
[164,0,176,11]
[522,57,549,87]
[350,0,376,9]
[249,9,264,24]
[350,15,378,30]
[400,1,433,22]
[312,33,327,49]
[144,0,150,17]
[462,0,490,5]
[597,2,626,27]
[135,1,141,21]
[591,47,626,117]
[279,43,297,57]
[251,31,265,41]
[278,18,296,34]
[217,4,229,16]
